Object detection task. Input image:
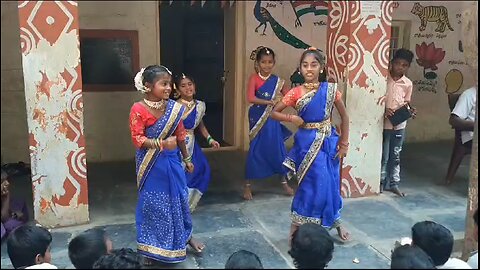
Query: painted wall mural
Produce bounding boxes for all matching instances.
[290,1,328,27]
[327,1,393,198]
[17,1,89,227]
[415,42,446,80]
[410,2,454,33]
[253,0,310,49]
[445,69,464,94]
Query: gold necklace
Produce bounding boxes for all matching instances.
[258,72,271,81]
[179,98,195,110]
[144,99,166,110]
[303,82,320,92]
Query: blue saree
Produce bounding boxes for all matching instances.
[181,100,211,212]
[246,75,292,180]
[284,82,343,229]
[135,99,192,263]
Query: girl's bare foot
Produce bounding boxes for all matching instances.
[336,225,350,241]
[243,184,253,200]
[282,182,294,196]
[188,237,205,253]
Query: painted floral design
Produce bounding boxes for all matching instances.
[415,42,446,79]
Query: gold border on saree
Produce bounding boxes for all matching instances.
[300,119,331,130]
[137,243,186,258]
[137,102,183,189]
[248,78,285,141]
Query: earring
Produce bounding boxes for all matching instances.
[320,70,323,74]
[173,91,180,99]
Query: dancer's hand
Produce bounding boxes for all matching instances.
[162,136,177,150]
[335,144,348,159]
[210,140,221,148]
[291,115,304,127]
[185,162,194,173]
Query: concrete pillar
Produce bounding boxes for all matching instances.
[17,1,89,227]
[327,1,393,198]
[461,1,478,260]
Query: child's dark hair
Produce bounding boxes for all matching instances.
[392,48,414,65]
[300,48,325,66]
[7,224,52,269]
[92,248,142,269]
[142,65,172,85]
[225,250,263,269]
[411,221,453,266]
[289,223,334,269]
[174,73,195,89]
[68,228,110,269]
[256,46,275,62]
[299,48,327,82]
[391,244,435,269]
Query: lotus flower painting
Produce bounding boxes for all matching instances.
[415,42,446,79]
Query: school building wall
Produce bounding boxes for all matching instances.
[243,1,329,147]
[1,1,476,164]
[392,1,475,142]
[1,1,30,164]
[0,1,159,163]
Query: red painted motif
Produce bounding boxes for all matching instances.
[327,1,392,198]
[17,1,88,227]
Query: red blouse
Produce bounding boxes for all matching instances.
[282,86,343,107]
[246,73,289,103]
[129,102,186,149]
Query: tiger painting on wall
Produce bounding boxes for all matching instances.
[411,2,454,33]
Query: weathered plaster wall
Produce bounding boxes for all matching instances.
[79,1,159,162]
[392,1,475,142]
[17,0,89,227]
[1,1,159,163]
[327,1,393,198]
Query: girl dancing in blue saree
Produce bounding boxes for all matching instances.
[174,73,220,212]
[271,48,351,241]
[129,65,205,265]
[244,46,294,200]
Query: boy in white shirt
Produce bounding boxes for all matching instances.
[448,86,477,185]
[411,221,472,269]
[7,224,58,269]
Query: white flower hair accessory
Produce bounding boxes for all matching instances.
[134,68,149,93]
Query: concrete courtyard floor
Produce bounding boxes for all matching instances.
[1,140,473,269]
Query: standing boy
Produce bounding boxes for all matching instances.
[381,48,416,197]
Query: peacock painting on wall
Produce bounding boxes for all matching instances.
[253,0,328,49]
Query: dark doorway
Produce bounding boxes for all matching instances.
[160,2,227,147]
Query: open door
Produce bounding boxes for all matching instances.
[223,5,237,146]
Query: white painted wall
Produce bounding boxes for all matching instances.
[392,1,475,142]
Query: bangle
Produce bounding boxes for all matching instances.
[183,156,192,163]
[339,141,349,147]
[287,114,293,122]
[207,135,214,145]
[152,139,159,149]
[158,138,163,151]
